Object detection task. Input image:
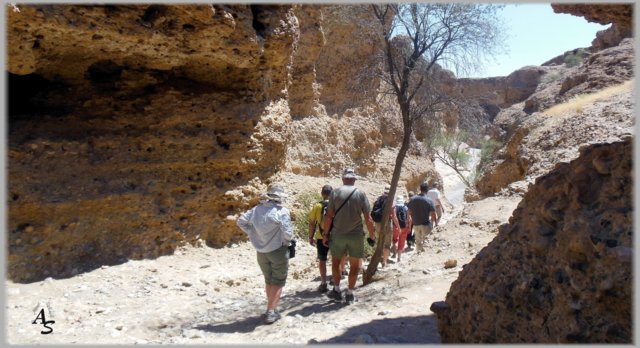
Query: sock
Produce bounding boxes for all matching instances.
[333,285,340,292]
[267,309,275,314]
[346,288,353,295]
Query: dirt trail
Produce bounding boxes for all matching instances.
[6,169,521,344]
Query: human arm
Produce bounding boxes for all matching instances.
[308,205,319,246]
[431,210,438,227]
[364,213,376,240]
[236,208,254,235]
[322,207,335,247]
[390,202,400,227]
[280,209,294,243]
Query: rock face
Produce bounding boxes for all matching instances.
[551,4,633,50]
[476,38,634,197]
[7,4,422,283]
[432,137,632,343]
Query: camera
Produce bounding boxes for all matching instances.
[366,237,375,247]
[288,239,296,258]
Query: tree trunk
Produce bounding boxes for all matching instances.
[363,109,412,285]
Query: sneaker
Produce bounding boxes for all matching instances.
[327,289,342,301]
[318,282,328,293]
[265,311,281,324]
[345,292,355,305]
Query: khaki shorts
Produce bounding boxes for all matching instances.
[375,222,392,250]
[256,245,289,286]
[330,233,365,259]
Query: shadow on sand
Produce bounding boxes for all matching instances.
[319,314,440,344]
[195,315,265,334]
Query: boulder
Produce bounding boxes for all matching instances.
[434,138,632,343]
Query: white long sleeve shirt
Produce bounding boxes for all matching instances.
[236,200,293,253]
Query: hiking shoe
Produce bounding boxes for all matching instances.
[318,282,328,293]
[345,293,355,305]
[265,311,281,324]
[327,289,342,301]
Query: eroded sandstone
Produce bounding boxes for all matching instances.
[433,137,632,343]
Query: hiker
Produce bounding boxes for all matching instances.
[308,184,343,293]
[426,183,445,224]
[406,182,438,254]
[393,195,412,263]
[371,185,400,267]
[236,184,293,324]
[322,168,376,304]
[406,191,416,247]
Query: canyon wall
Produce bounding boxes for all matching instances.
[8,4,301,282]
[8,4,433,283]
[432,137,632,343]
[474,37,633,198]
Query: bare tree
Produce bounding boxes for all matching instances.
[433,130,474,187]
[363,3,504,285]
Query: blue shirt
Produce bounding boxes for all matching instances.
[237,200,293,253]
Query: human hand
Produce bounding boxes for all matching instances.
[309,236,316,246]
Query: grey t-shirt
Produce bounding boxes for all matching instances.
[407,194,435,225]
[328,185,370,235]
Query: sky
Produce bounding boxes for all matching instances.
[466,3,609,78]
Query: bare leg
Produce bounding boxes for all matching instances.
[331,257,342,287]
[383,248,390,266]
[319,260,327,283]
[340,256,347,274]
[347,257,361,290]
[266,284,283,311]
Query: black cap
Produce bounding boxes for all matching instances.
[420,182,429,193]
[321,185,333,195]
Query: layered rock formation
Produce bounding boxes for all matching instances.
[475,38,634,197]
[8,4,302,282]
[8,4,430,283]
[432,137,632,343]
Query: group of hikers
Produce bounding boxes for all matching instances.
[236,168,445,324]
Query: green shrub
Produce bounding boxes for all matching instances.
[478,136,502,170]
[564,49,587,68]
[292,191,321,240]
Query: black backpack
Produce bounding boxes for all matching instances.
[395,205,407,228]
[371,195,387,223]
[318,200,329,233]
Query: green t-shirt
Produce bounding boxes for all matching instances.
[328,185,371,235]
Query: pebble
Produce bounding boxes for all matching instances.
[182,282,192,287]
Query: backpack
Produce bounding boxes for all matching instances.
[318,200,329,233]
[395,205,407,228]
[371,195,387,223]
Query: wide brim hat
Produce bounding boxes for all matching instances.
[266,184,288,200]
[384,185,391,194]
[395,195,405,205]
[342,168,357,179]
